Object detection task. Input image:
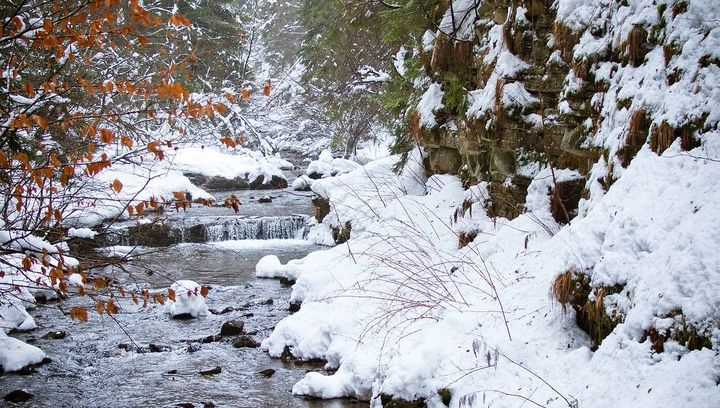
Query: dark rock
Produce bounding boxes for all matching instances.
[289,301,301,313]
[182,224,208,243]
[209,306,235,315]
[4,390,33,403]
[232,335,259,348]
[307,172,322,180]
[167,369,178,374]
[41,357,52,365]
[124,222,180,247]
[220,320,244,336]
[249,175,288,190]
[172,313,195,320]
[118,343,137,352]
[245,330,258,336]
[260,298,274,305]
[203,402,216,408]
[16,365,37,375]
[312,196,330,222]
[380,393,426,408]
[175,403,195,408]
[199,334,222,344]
[24,336,37,344]
[42,330,67,340]
[257,368,275,377]
[279,277,295,286]
[241,313,254,318]
[186,344,202,353]
[148,343,172,353]
[280,345,294,361]
[257,195,272,203]
[199,366,222,376]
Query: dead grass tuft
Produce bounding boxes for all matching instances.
[618,108,648,166]
[553,22,579,62]
[626,25,648,66]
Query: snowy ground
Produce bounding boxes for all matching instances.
[257,143,720,407]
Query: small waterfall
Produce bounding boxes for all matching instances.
[203,216,307,241]
[109,215,309,246]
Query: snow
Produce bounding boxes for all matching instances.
[306,150,360,178]
[259,137,720,406]
[163,280,209,318]
[0,331,46,373]
[67,228,97,239]
[292,175,314,191]
[417,83,445,128]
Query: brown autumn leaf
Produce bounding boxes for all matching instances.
[200,286,209,298]
[106,299,119,314]
[120,135,133,148]
[241,88,250,101]
[93,277,107,289]
[70,306,89,322]
[111,178,123,193]
[263,80,272,97]
[95,300,105,315]
[168,288,176,302]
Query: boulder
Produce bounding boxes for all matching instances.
[41,330,67,340]
[232,335,259,348]
[4,390,33,403]
[220,320,244,336]
[257,195,272,203]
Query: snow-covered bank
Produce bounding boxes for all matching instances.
[258,140,720,406]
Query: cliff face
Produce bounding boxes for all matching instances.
[414,0,717,220]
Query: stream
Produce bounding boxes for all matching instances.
[0,187,362,408]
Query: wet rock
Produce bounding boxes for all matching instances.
[42,330,67,340]
[260,298,274,305]
[16,365,37,375]
[186,344,202,353]
[379,393,426,408]
[203,402,216,408]
[171,313,196,320]
[148,343,172,353]
[280,346,294,361]
[257,195,272,203]
[279,277,295,286]
[199,366,222,376]
[208,306,236,315]
[232,335,259,348]
[4,389,33,403]
[289,301,301,313]
[118,343,139,353]
[167,369,178,375]
[175,403,195,408]
[220,320,244,336]
[257,369,275,378]
[199,334,222,344]
[241,313,254,318]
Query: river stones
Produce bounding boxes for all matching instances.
[4,389,33,403]
[199,366,221,376]
[220,320,244,336]
[41,330,67,340]
[257,368,275,378]
[232,335,259,348]
[257,195,273,203]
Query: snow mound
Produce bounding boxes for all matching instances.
[163,280,209,318]
[0,331,46,372]
[306,150,360,179]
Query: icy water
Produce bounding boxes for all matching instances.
[0,188,363,408]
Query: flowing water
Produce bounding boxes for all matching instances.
[0,188,363,408]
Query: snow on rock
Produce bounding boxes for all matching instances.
[255,255,284,278]
[67,228,97,239]
[417,83,444,128]
[306,150,427,242]
[292,175,314,191]
[163,280,209,318]
[306,150,360,179]
[0,331,46,373]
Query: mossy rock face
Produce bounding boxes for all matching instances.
[486,175,532,220]
[550,176,587,224]
[427,147,463,174]
[379,393,426,408]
